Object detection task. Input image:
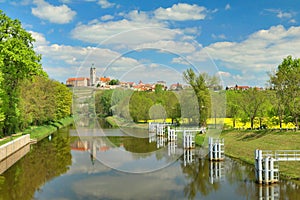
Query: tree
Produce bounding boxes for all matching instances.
[237,88,266,129]
[183,68,210,126]
[109,79,120,85]
[0,11,46,135]
[226,90,241,128]
[270,56,300,129]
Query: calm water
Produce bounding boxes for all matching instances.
[0,126,299,200]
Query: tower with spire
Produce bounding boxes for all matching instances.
[90,64,96,86]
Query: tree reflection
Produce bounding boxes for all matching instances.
[0,127,72,200]
[181,156,220,199]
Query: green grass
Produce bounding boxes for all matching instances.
[23,116,74,141]
[221,129,300,180]
[195,134,205,146]
[0,134,22,146]
[105,116,119,128]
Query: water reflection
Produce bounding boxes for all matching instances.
[1,127,299,199]
[258,185,279,200]
[0,144,30,174]
[0,127,72,200]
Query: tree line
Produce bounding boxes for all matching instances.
[0,10,72,136]
[96,55,299,130]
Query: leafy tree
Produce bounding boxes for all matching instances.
[19,76,72,128]
[109,79,120,85]
[53,80,72,119]
[237,88,266,129]
[0,11,46,135]
[183,68,210,126]
[270,56,300,129]
[226,90,241,128]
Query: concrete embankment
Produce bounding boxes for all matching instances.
[0,134,30,174]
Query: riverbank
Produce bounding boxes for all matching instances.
[23,116,74,141]
[105,116,149,129]
[219,129,300,181]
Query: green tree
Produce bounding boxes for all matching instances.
[0,11,46,135]
[226,90,241,128]
[109,79,120,85]
[270,56,300,129]
[237,88,266,129]
[183,68,210,126]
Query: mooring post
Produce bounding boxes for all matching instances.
[270,157,274,183]
[209,137,212,160]
[265,156,269,184]
[183,130,186,149]
[255,149,263,184]
[218,142,221,160]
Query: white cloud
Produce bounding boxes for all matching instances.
[217,71,231,77]
[29,31,142,82]
[29,31,49,46]
[265,9,295,22]
[154,3,208,21]
[71,17,174,46]
[97,0,115,8]
[191,25,300,86]
[136,40,196,54]
[31,0,76,24]
[225,4,231,11]
[101,14,114,21]
[277,11,292,19]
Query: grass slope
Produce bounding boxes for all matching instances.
[221,129,300,180]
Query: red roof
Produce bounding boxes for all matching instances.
[67,77,89,82]
[100,77,110,82]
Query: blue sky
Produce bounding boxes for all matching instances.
[1,0,300,87]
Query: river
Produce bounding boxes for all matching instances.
[0,125,299,200]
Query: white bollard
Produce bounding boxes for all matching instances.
[265,157,269,184]
[270,158,274,183]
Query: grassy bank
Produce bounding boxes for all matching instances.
[220,129,300,180]
[23,116,74,141]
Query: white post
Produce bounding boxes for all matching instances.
[265,157,269,184]
[270,158,274,183]
[183,131,186,149]
[209,137,212,160]
[259,186,263,200]
[209,162,214,184]
[256,150,263,184]
[218,142,221,160]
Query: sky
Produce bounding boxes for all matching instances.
[1,0,300,87]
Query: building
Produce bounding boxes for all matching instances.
[169,83,183,91]
[90,66,96,86]
[66,77,89,87]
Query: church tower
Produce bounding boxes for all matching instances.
[90,64,96,86]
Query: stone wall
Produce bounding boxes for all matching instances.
[0,134,30,161]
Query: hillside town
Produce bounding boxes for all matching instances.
[66,67,261,91]
[65,67,186,91]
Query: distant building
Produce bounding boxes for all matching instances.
[169,83,183,91]
[226,84,250,90]
[97,76,111,87]
[66,77,89,87]
[90,66,96,86]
